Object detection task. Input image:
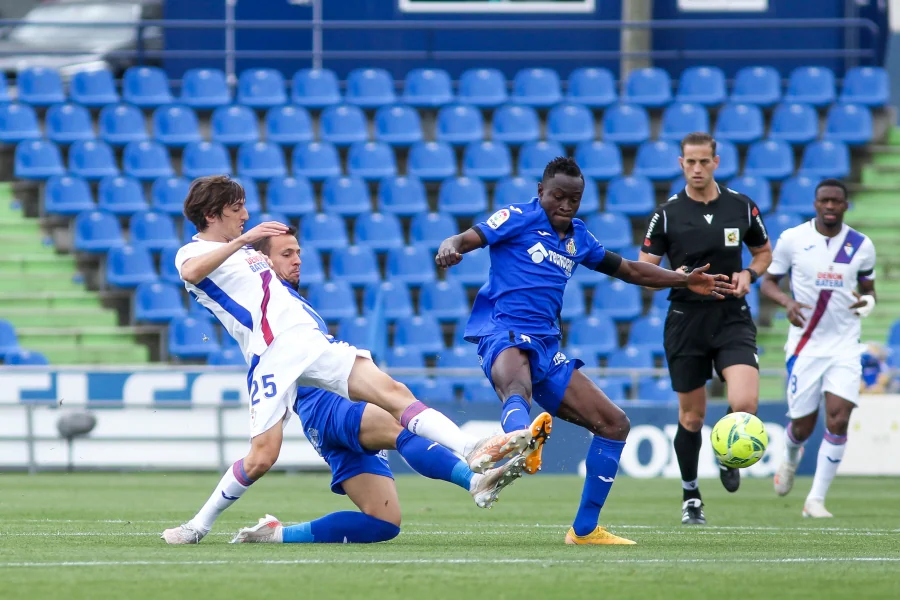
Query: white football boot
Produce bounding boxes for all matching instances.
[773,449,803,497]
[470,455,526,508]
[161,522,207,545]
[230,514,283,543]
[802,498,833,519]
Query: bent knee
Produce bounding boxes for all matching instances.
[825,415,851,436]
[679,413,705,432]
[362,503,402,528]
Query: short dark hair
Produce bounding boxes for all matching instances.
[815,178,848,199]
[252,225,298,256]
[542,156,583,183]
[680,132,717,155]
[183,175,245,232]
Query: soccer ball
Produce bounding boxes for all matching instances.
[710,412,768,469]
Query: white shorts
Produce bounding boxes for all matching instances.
[786,353,861,419]
[248,324,372,438]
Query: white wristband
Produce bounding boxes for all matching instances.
[855,294,875,318]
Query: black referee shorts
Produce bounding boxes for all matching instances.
[663,300,758,394]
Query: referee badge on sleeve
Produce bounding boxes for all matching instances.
[724,228,740,247]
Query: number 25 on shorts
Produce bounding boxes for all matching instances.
[250,374,277,406]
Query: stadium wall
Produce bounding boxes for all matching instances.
[2,368,898,478]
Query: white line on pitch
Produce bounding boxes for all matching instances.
[1,530,896,538]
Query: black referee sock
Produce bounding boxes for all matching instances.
[674,423,703,501]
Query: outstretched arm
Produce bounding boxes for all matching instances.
[435,228,485,268]
[180,222,289,284]
[602,254,734,299]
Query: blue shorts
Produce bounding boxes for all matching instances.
[475,332,584,416]
[293,387,393,495]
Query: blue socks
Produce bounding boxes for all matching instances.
[500,394,531,433]
[573,435,625,536]
[396,429,473,491]
[282,512,400,544]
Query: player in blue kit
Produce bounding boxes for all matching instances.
[229,228,530,545]
[436,157,734,545]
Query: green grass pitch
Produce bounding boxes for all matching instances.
[1,473,899,600]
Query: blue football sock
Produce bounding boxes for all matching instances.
[500,394,531,433]
[573,435,626,537]
[396,429,473,491]
[282,512,400,544]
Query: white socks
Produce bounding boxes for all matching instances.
[808,430,847,501]
[784,422,806,465]
[400,401,475,457]
[189,459,254,533]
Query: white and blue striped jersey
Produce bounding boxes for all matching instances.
[175,238,317,363]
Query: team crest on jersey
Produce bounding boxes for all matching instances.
[724,228,740,247]
[486,209,510,230]
[844,243,855,258]
[307,427,322,456]
[566,238,576,256]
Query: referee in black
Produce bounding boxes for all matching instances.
[639,132,773,525]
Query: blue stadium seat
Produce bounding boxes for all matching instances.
[744,140,794,180]
[602,104,650,146]
[716,140,739,180]
[421,280,469,321]
[491,104,540,145]
[408,141,456,181]
[211,105,259,147]
[134,281,186,323]
[68,140,118,180]
[106,245,157,288]
[888,321,900,346]
[44,176,94,215]
[337,316,375,350]
[593,279,641,321]
[777,176,818,217]
[512,68,562,107]
[243,210,290,231]
[395,315,444,354]
[0,74,8,103]
[292,68,341,108]
[633,140,681,180]
[714,103,764,145]
[293,141,341,181]
[151,177,191,215]
[234,176,262,214]
[765,211,804,243]
[605,175,655,216]
[438,177,488,216]
[238,141,286,180]
[731,66,781,107]
[320,105,368,146]
[0,104,40,143]
[546,103,594,145]
[464,141,512,181]
[578,177,600,214]
[784,66,836,107]
[637,378,676,403]
[301,213,348,251]
[494,176,536,208]
[463,379,499,403]
[123,66,173,107]
[628,315,665,355]
[403,68,453,107]
[585,213,632,252]
[265,106,313,146]
[824,104,873,146]
[4,349,49,366]
[436,346,480,387]
[676,66,726,106]
[410,213,457,252]
[386,346,426,369]
[649,290,669,314]
[180,68,231,109]
[387,245,436,285]
[769,103,818,145]
[14,140,64,179]
[267,176,316,217]
[98,176,148,215]
[840,66,889,106]
[297,247,325,285]
[307,281,357,320]
[378,176,428,216]
[727,175,772,214]
[182,141,232,178]
[18,67,65,106]
[567,315,617,360]
[70,69,119,106]
[354,212,404,251]
[130,211,178,252]
[561,284,586,320]
[238,68,287,107]
[575,141,622,181]
[123,141,173,180]
[98,104,148,147]
[624,67,672,107]
[591,376,627,402]
[566,67,616,107]
[799,140,850,179]
[181,219,198,245]
[0,320,19,355]
[207,348,245,366]
[364,281,413,321]
[331,246,380,286]
[445,246,490,286]
[374,105,423,146]
[152,105,201,147]
[45,104,94,145]
[458,68,508,107]
[668,177,686,198]
[607,345,654,371]
[168,316,220,359]
[348,141,396,180]
[160,246,181,284]
[346,68,396,108]
[518,141,566,179]
[322,176,371,216]
[436,104,484,146]
[659,103,709,142]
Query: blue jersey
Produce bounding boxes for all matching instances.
[464,197,608,341]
